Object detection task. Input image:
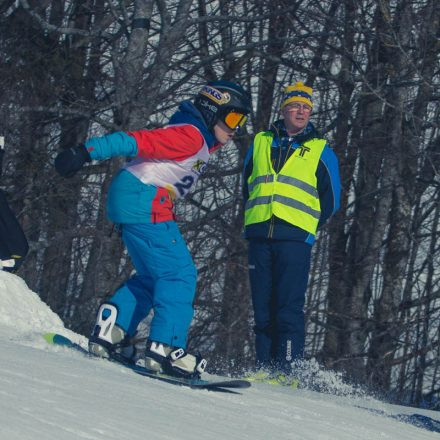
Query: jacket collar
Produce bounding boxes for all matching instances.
[169,101,219,151]
[269,119,319,144]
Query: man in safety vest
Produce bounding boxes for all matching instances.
[243,82,341,377]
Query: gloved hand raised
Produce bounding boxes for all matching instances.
[54,144,91,178]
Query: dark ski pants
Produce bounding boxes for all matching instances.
[248,238,311,373]
[0,189,28,272]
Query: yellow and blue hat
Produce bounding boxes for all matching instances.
[280,81,313,109]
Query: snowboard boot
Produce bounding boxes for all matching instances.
[89,303,136,362]
[144,341,207,379]
[245,369,299,388]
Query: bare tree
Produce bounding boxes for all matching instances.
[2,0,439,407]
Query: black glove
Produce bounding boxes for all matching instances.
[55,144,91,178]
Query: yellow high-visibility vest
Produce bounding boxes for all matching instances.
[244,131,326,235]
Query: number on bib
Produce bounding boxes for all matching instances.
[175,175,194,197]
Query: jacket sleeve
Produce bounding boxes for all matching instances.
[85,132,138,161]
[129,125,204,160]
[85,125,204,162]
[0,149,4,179]
[242,142,254,204]
[316,144,341,228]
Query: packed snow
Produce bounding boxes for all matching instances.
[0,270,439,440]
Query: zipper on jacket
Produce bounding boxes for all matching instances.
[268,215,274,238]
[268,174,276,238]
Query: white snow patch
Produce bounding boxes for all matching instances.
[0,271,439,440]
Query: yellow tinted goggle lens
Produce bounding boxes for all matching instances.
[224,112,247,130]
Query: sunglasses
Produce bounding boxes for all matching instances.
[285,103,312,113]
[221,111,248,131]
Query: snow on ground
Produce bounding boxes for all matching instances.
[0,270,439,440]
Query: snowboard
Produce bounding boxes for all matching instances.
[43,333,250,393]
[245,372,299,389]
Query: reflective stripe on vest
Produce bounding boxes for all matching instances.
[244,132,326,235]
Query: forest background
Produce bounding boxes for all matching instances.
[0,0,439,409]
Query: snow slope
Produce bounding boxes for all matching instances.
[0,270,439,440]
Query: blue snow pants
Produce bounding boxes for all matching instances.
[248,238,312,373]
[108,222,197,348]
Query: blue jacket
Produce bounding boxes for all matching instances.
[243,120,341,244]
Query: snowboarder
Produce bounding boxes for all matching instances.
[54,81,252,378]
[243,82,341,377]
[0,136,29,273]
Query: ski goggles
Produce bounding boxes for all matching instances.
[221,111,248,131]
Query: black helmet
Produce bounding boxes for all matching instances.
[194,80,252,130]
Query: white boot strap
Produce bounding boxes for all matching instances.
[95,304,118,343]
[197,358,207,374]
[170,348,185,361]
[0,259,15,269]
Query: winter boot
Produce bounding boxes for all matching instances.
[245,369,299,388]
[89,303,136,362]
[0,258,15,272]
[144,341,207,379]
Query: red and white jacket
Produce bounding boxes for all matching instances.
[86,101,220,224]
[127,124,210,200]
